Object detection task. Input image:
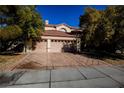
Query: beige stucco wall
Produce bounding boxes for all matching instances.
[42,36,76,41]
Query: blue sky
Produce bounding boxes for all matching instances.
[36,5,107,27]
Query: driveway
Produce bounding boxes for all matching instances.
[12,53,110,70]
[0,53,124,88]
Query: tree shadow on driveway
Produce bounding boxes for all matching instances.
[0,71,25,87]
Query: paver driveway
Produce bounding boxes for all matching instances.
[12,53,110,70]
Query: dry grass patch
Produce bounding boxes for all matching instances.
[104,59,124,66]
[0,54,26,71]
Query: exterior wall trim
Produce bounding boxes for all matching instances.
[41,36,77,40]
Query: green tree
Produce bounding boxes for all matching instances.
[79,6,124,54]
[79,7,102,50]
[0,5,44,52]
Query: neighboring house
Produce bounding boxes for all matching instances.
[27,20,82,53]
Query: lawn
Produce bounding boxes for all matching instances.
[0,54,26,71]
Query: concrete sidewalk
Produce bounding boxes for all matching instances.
[0,65,124,88]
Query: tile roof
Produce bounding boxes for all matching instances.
[42,30,75,37]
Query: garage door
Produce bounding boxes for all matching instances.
[33,39,75,53]
[50,40,74,53]
[50,40,64,52]
[33,39,47,53]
